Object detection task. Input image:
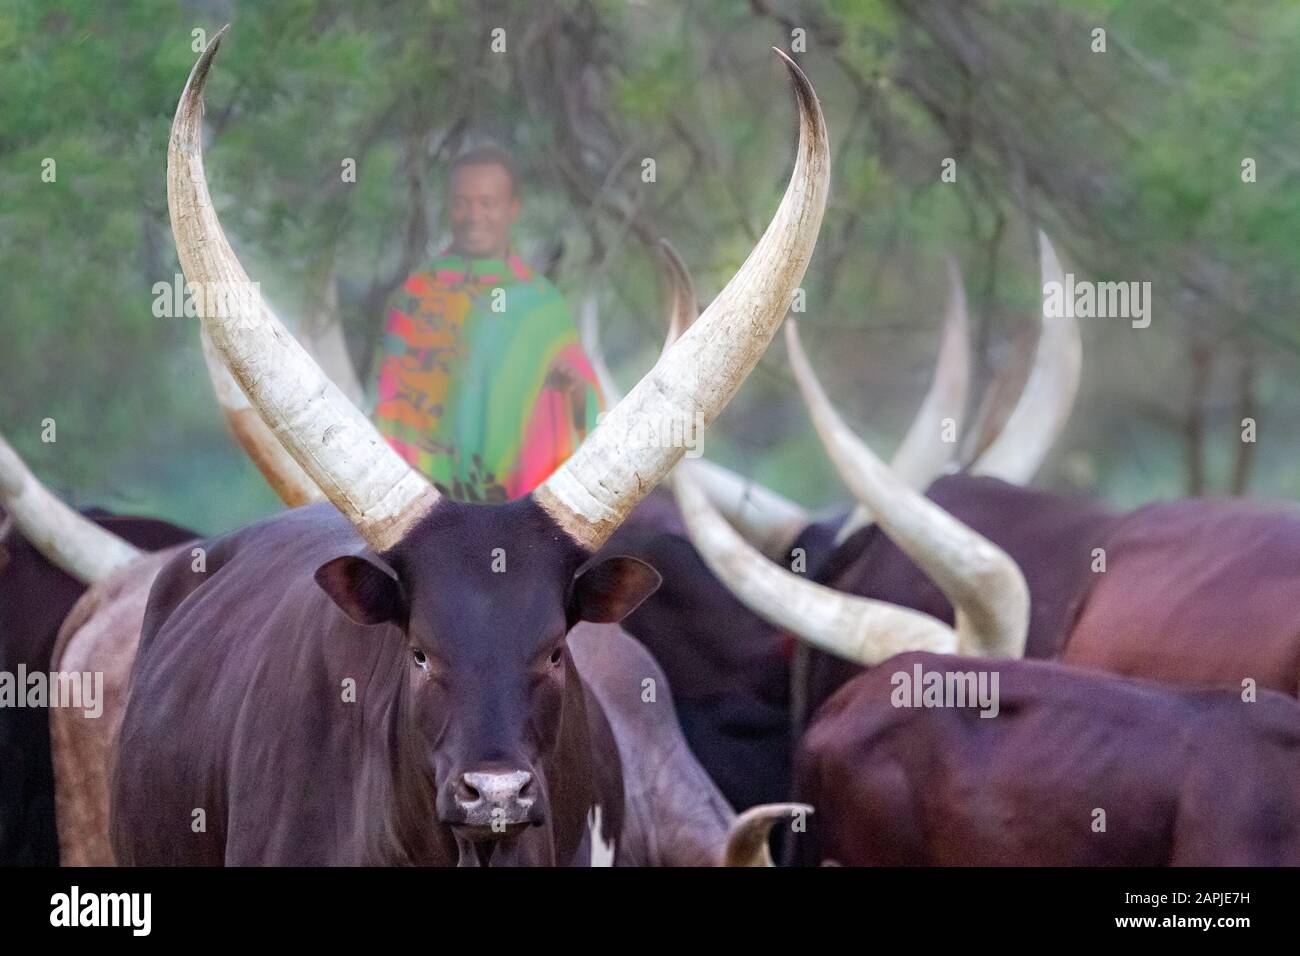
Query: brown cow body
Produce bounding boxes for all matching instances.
[797,651,1300,866]
[604,489,797,810]
[48,544,192,865]
[802,474,1300,712]
[1065,497,1300,695]
[108,504,747,866]
[617,474,1300,834]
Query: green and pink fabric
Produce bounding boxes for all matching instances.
[373,251,604,502]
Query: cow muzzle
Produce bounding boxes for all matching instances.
[439,767,542,839]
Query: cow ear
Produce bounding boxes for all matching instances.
[568,555,662,626]
[314,554,407,627]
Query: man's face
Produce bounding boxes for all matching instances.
[448,163,521,259]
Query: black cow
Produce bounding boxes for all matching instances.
[0,507,194,865]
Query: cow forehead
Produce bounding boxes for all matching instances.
[393,497,582,654]
[396,497,584,575]
[412,571,570,653]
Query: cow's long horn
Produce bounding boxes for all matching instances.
[0,432,142,583]
[835,258,970,543]
[200,330,324,508]
[656,238,696,353]
[721,803,813,867]
[579,240,811,559]
[786,320,1028,657]
[971,232,1081,483]
[672,462,957,661]
[683,458,808,562]
[578,291,621,407]
[297,266,367,408]
[534,50,829,551]
[577,240,697,407]
[659,238,810,558]
[170,27,438,550]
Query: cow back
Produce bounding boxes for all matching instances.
[1065,497,1300,696]
[796,651,1300,866]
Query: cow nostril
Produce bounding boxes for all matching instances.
[455,777,481,805]
[518,774,534,799]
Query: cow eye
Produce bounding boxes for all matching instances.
[549,646,564,667]
[412,648,428,668]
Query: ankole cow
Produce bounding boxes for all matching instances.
[677,222,1300,740]
[794,651,1300,866]
[32,277,390,868]
[590,238,1077,811]
[0,440,195,866]
[109,28,828,866]
[778,303,1300,709]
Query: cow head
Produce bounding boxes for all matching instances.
[314,497,659,847]
[169,27,828,863]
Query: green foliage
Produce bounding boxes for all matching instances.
[3,0,1300,532]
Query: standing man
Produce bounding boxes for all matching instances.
[373,145,604,502]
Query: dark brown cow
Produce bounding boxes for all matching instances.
[113,505,776,865]
[642,461,1300,836]
[110,30,829,865]
[591,246,985,813]
[0,506,194,865]
[795,650,1300,865]
[603,490,799,810]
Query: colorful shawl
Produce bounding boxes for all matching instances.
[373,252,604,502]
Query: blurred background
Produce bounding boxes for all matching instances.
[3,0,1299,534]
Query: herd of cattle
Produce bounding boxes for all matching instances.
[2,32,1299,867]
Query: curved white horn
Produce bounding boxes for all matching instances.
[581,241,810,559]
[972,231,1082,484]
[684,458,808,562]
[721,803,814,867]
[656,238,696,354]
[672,462,958,664]
[578,240,700,409]
[0,432,141,584]
[658,238,809,559]
[297,267,366,408]
[170,28,438,551]
[199,330,324,508]
[578,290,623,407]
[535,50,830,552]
[836,257,970,543]
[786,319,1028,658]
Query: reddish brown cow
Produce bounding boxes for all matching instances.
[796,476,1300,722]
[796,651,1300,866]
